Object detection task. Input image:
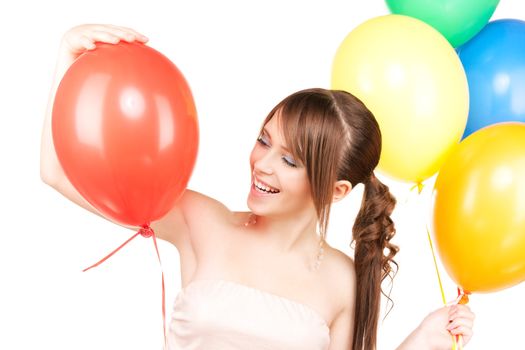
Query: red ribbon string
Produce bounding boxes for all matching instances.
[150,230,167,349]
[83,225,167,348]
[454,287,470,349]
[457,287,470,305]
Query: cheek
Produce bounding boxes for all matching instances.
[285,172,311,196]
[299,177,312,197]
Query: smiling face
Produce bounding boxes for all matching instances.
[247,114,316,219]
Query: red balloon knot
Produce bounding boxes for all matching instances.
[139,225,154,238]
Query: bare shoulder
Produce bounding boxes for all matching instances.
[324,245,356,285]
[152,189,232,247]
[321,246,356,349]
[180,189,233,224]
[322,244,356,311]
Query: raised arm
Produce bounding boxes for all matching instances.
[40,24,149,216]
[40,25,196,245]
[39,25,233,268]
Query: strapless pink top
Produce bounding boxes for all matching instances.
[168,279,330,349]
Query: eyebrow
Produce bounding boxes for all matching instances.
[262,127,292,153]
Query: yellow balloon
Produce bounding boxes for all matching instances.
[331,15,468,183]
[432,123,525,293]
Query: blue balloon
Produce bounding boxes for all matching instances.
[457,19,525,138]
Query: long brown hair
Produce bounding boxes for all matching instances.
[262,88,398,349]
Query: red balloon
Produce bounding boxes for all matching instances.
[52,42,199,227]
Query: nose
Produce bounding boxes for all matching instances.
[253,151,274,175]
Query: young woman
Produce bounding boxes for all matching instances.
[41,24,475,350]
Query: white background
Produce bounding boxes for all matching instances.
[1,1,524,349]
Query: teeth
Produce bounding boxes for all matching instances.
[254,178,279,193]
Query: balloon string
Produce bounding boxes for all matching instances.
[425,226,456,349]
[456,287,470,350]
[410,181,424,194]
[82,225,167,349]
[151,232,167,349]
[426,227,447,305]
[82,231,141,272]
[411,185,457,348]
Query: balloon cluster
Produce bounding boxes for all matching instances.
[331,0,525,294]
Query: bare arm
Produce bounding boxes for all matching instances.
[39,24,192,244]
[40,24,230,262]
[328,305,354,350]
[328,250,356,349]
[40,24,149,214]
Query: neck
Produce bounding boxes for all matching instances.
[249,209,320,253]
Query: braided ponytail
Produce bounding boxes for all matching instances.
[352,173,398,350]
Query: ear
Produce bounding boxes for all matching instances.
[332,180,352,203]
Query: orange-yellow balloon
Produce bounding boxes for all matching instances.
[432,123,525,292]
[332,15,468,183]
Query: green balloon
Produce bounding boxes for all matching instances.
[385,0,500,47]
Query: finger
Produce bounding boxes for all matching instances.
[460,305,474,317]
[448,304,470,316]
[97,26,136,42]
[458,331,473,346]
[447,304,459,320]
[78,35,96,50]
[447,318,474,333]
[107,24,149,42]
[85,24,146,43]
[90,30,121,44]
[116,25,149,41]
[449,305,475,321]
[449,325,473,339]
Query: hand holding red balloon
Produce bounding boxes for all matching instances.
[61,24,149,57]
[53,25,199,228]
[48,25,199,347]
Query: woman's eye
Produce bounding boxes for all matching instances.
[257,136,270,146]
[282,155,297,168]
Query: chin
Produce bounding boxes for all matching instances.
[247,196,276,217]
[246,197,263,215]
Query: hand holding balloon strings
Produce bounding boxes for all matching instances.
[427,225,471,350]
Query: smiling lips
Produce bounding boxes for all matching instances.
[253,177,280,194]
